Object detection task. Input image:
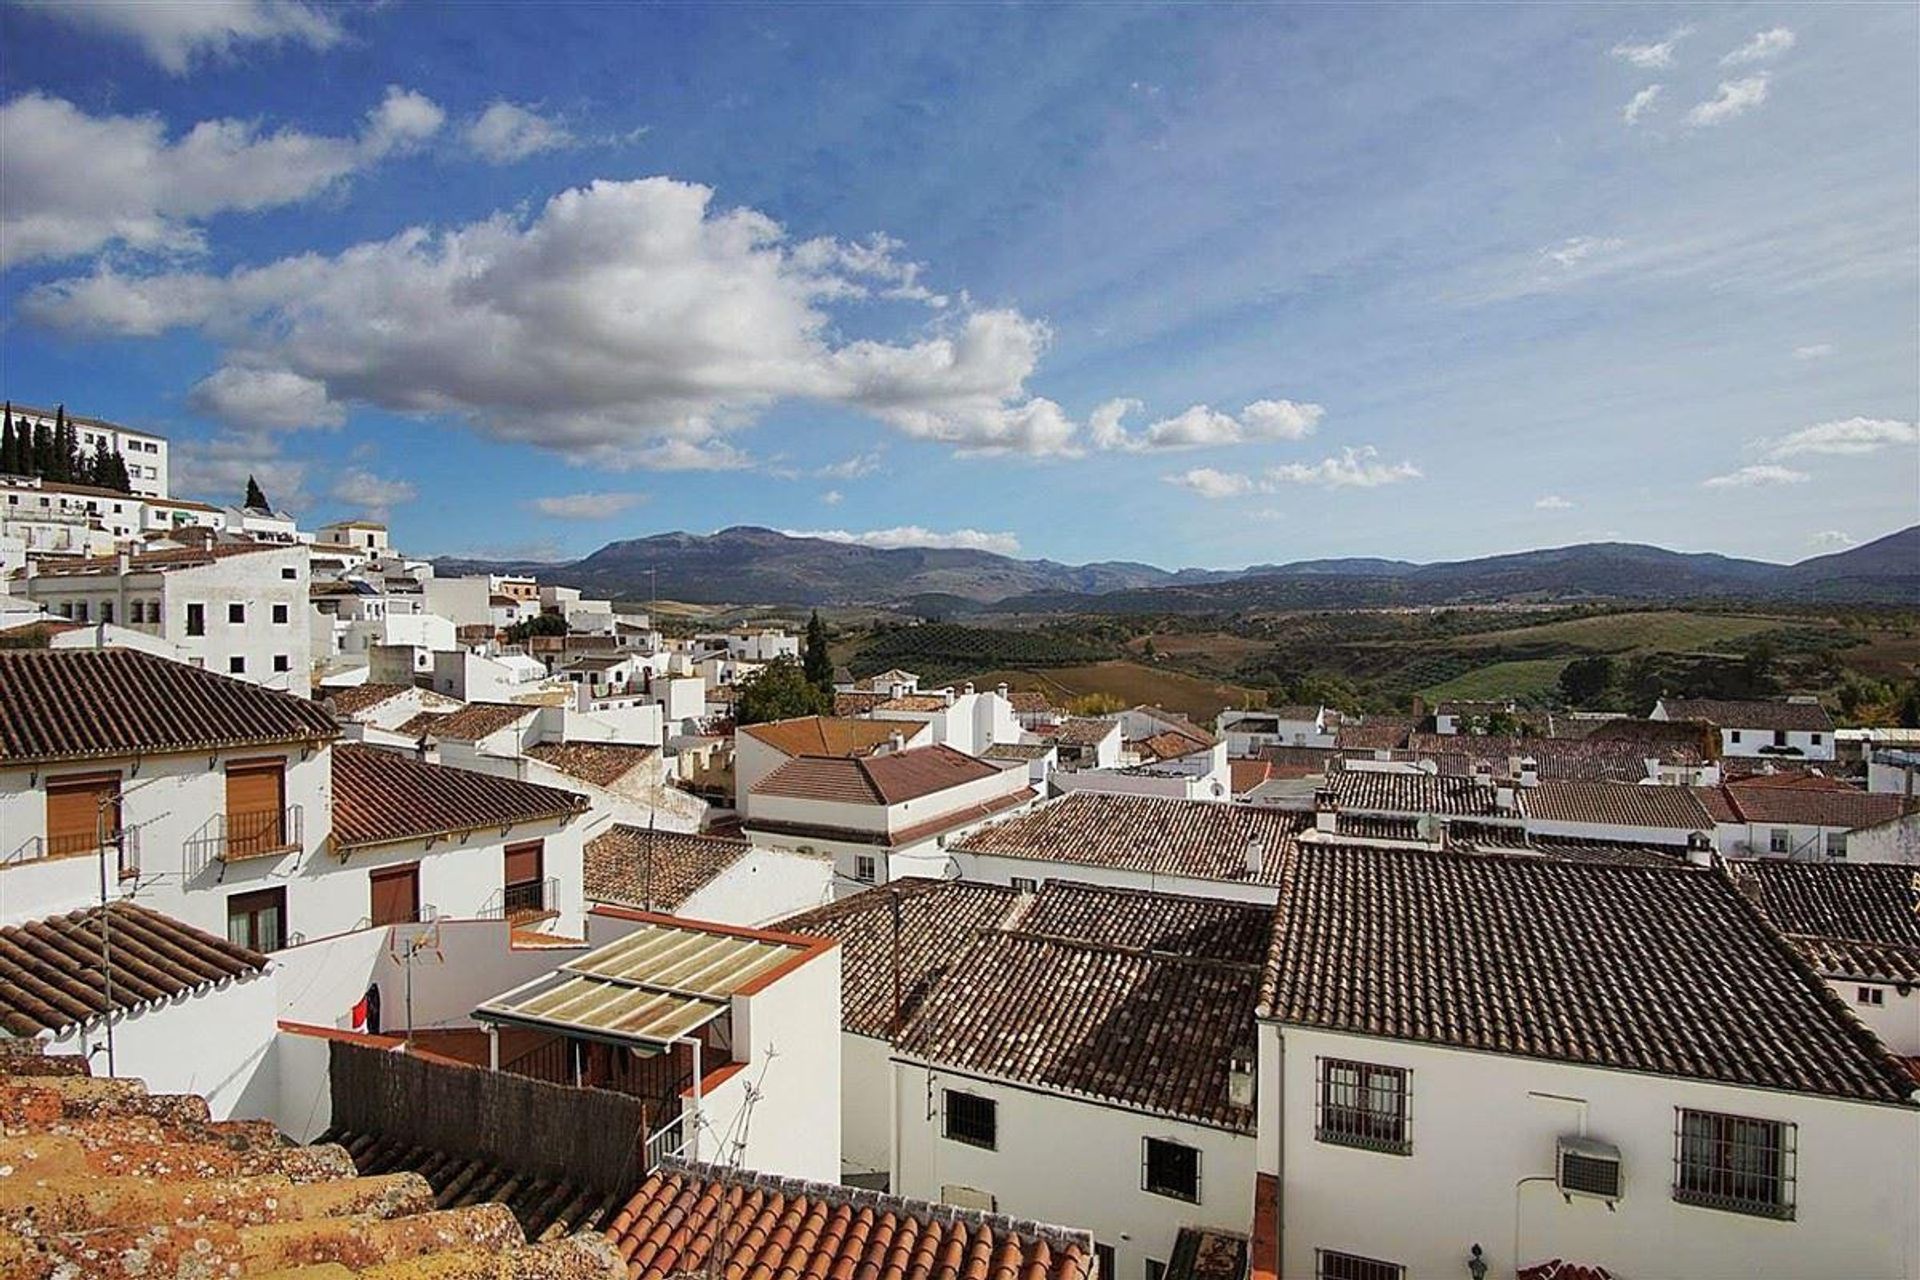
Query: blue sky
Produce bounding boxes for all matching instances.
[2,2,1915,569]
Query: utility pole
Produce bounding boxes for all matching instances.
[94,796,117,1078]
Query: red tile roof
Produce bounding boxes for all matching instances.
[583,826,752,912]
[331,742,587,850]
[738,715,921,758]
[419,701,538,742]
[1661,697,1834,733]
[607,1160,1092,1280]
[1732,861,1920,985]
[1712,781,1916,831]
[1522,780,1714,832]
[0,650,338,764]
[752,743,1001,804]
[526,740,658,787]
[956,792,1305,884]
[319,682,417,718]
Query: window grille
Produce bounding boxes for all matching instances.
[1673,1109,1795,1219]
[1316,1058,1410,1154]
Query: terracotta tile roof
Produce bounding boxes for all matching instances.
[583,825,752,911]
[1732,862,1920,984]
[320,682,417,718]
[1711,781,1916,831]
[1261,843,1919,1104]
[1011,880,1275,963]
[745,788,1034,851]
[1660,697,1835,733]
[1137,728,1212,762]
[1328,767,1503,817]
[1521,780,1714,832]
[0,1044,625,1278]
[752,743,1001,804]
[1047,716,1118,747]
[526,740,658,788]
[1399,732,1704,778]
[395,709,449,737]
[421,701,539,742]
[1572,717,1717,754]
[1007,690,1057,714]
[607,1159,1092,1280]
[1335,718,1415,751]
[0,903,266,1038]
[984,741,1055,761]
[0,650,338,764]
[1230,758,1274,794]
[739,714,921,758]
[18,540,282,579]
[955,792,1305,884]
[331,742,587,850]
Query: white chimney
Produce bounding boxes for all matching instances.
[1227,1051,1255,1110]
[888,730,905,754]
[1471,760,1494,787]
[573,682,591,712]
[996,682,1009,700]
[962,680,975,696]
[1313,788,1338,835]
[1244,837,1265,875]
[116,550,131,575]
[1495,784,1517,814]
[1506,754,1523,780]
[1519,757,1539,788]
[1687,831,1714,868]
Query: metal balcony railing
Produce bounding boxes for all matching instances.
[4,828,140,878]
[185,805,303,866]
[481,876,560,921]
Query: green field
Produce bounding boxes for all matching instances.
[971,661,1259,721]
[1455,610,1789,653]
[1420,658,1573,702]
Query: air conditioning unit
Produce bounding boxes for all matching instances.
[1556,1135,1623,1202]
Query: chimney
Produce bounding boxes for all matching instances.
[1471,759,1493,787]
[1244,836,1265,875]
[1227,1050,1255,1110]
[1686,830,1714,869]
[1519,756,1539,788]
[1506,754,1523,781]
[962,680,975,696]
[1313,787,1338,835]
[574,682,591,712]
[115,550,130,575]
[888,730,905,755]
[942,688,955,708]
[996,682,1009,700]
[1495,783,1517,814]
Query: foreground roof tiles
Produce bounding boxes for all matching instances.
[331,742,587,850]
[583,825,752,911]
[1262,843,1918,1105]
[608,1159,1092,1280]
[1733,861,1920,985]
[0,903,266,1038]
[954,792,1305,884]
[319,682,418,718]
[0,649,338,763]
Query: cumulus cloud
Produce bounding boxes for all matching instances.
[1807,530,1856,551]
[0,87,443,266]
[1165,468,1258,499]
[1164,447,1421,499]
[816,451,883,479]
[188,367,343,429]
[1610,26,1694,70]
[1534,494,1575,510]
[24,178,1095,465]
[22,0,343,74]
[1763,417,1918,458]
[1793,343,1835,360]
[782,526,1022,554]
[464,102,576,164]
[330,467,417,515]
[173,432,311,510]
[1622,85,1663,125]
[1723,27,1796,66]
[820,489,844,506]
[526,491,646,519]
[1702,464,1809,489]
[1091,397,1322,452]
[1687,75,1770,127]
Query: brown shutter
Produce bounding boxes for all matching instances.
[504,841,543,886]
[225,758,286,856]
[45,772,119,857]
[369,865,419,926]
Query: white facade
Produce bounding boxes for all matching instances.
[7,404,169,497]
[1218,707,1334,755]
[1651,699,1837,762]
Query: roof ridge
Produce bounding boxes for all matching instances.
[992,927,1265,971]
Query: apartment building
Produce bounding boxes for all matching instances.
[5,401,170,496]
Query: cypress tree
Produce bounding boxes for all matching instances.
[803,609,834,692]
[1,412,15,475]
[107,448,132,493]
[31,419,52,478]
[244,474,270,511]
[51,406,73,483]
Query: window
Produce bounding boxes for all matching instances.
[1859,986,1886,1007]
[854,853,878,883]
[1729,730,1742,744]
[228,602,246,624]
[1315,1252,1403,1280]
[186,603,205,636]
[1142,1137,1201,1202]
[100,601,113,625]
[127,600,143,624]
[1147,1263,1166,1280]
[370,864,421,926]
[281,567,297,580]
[1810,733,1823,746]
[227,887,287,951]
[1674,1109,1795,1219]
[273,654,291,673]
[504,841,546,917]
[1094,1245,1116,1280]
[1768,828,1789,854]
[1826,831,1848,858]
[272,603,289,624]
[1316,1058,1410,1154]
[72,602,88,623]
[45,771,120,858]
[1773,729,1789,748]
[943,1090,996,1149]
[1011,876,1039,893]
[229,656,247,674]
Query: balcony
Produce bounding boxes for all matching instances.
[185,805,303,867]
[481,876,561,923]
[3,828,141,879]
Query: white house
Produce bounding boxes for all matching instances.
[733,716,932,820]
[316,519,391,553]
[1697,777,1918,861]
[1046,716,1123,770]
[1653,697,1838,763]
[1218,705,1336,755]
[696,627,800,663]
[19,541,313,695]
[743,742,1036,889]
[6,402,170,497]
[1055,706,1231,801]
[1257,842,1920,1280]
[834,680,1025,756]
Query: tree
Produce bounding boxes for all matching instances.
[244,474,271,511]
[31,418,52,478]
[1557,655,1615,708]
[734,656,832,725]
[49,406,73,483]
[504,612,569,644]
[104,448,132,493]
[1896,680,1920,730]
[0,409,16,474]
[803,609,833,692]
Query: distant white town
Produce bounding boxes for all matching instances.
[3,403,1917,1280]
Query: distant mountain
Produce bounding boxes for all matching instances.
[436,524,1919,610]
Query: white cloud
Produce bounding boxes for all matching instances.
[1793,343,1835,360]
[1534,494,1575,510]
[782,526,1022,554]
[820,489,843,506]
[1807,530,1856,551]
[1610,26,1694,70]
[330,467,416,515]
[1764,417,1918,458]
[465,102,576,164]
[1687,75,1770,127]
[526,491,646,519]
[173,431,310,510]
[1540,236,1624,269]
[188,366,343,428]
[1622,85,1663,126]
[1723,28,1796,66]
[1266,446,1421,489]
[0,87,443,266]
[23,178,1088,464]
[23,0,343,74]
[1702,464,1809,489]
[816,451,883,479]
[1092,397,1323,452]
[1165,467,1258,499]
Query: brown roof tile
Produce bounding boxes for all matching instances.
[752,743,1002,804]
[0,650,338,764]
[1733,861,1920,985]
[738,715,921,758]
[331,742,587,850]
[1328,767,1503,817]
[955,792,1305,884]
[1522,780,1714,832]
[420,701,539,742]
[1713,781,1916,831]
[1660,698,1835,734]
[320,682,417,718]
[607,1159,1091,1280]
[1047,716,1119,747]
[526,741,658,788]
[1261,843,1918,1104]
[18,540,283,580]
[583,826,752,912]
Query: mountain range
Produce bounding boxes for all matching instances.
[436,524,1920,611]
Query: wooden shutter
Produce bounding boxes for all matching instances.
[504,841,543,886]
[369,865,420,926]
[225,758,286,856]
[45,772,119,856]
